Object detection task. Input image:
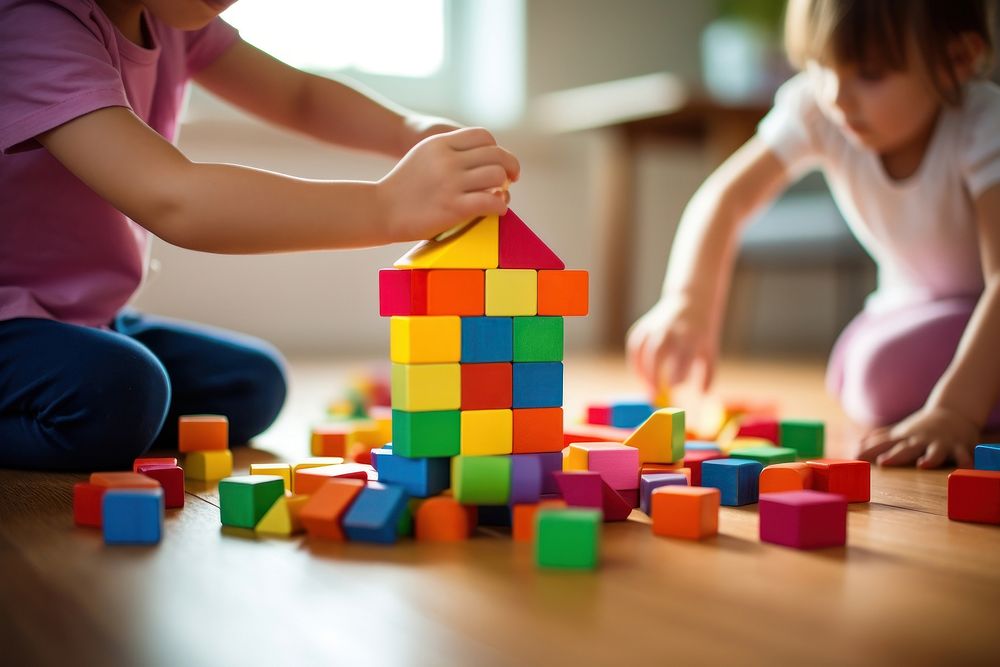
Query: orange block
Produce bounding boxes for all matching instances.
[512,499,566,542]
[178,415,228,452]
[641,462,686,476]
[512,407,564,453]
[90,471,161,489]
[537,270,588,316]
[311,423,352,457]
[415,496,478,541]
[427,269,485,315]
[651,486,719,540]
[294,463,373,495]
[759,462,813,494]
[299,479,366,540]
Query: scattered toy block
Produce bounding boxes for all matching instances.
[759,462,813,495]
[290,457,345,491]
[512,407,563,454]
[378,268,427,316]
[90,471,161,490]
[102,488,164,545]
[512,316,564,362]
[219,475,286,529]
[390,316,461,363]
[685,441,723,453]
[706,398,779,438]
[184,449,233,481]
[601,480,633,521]
[373,448,450,498]
[701,459,762,506]
[460,316,513,362]
[562,423,633,446]
[640,462,688,480]
[730,446,797,466]
[639,473,689,515]
[255,494,309,537]
[535,508,601,569]
[722,436,774,453]
[651,486,720,540]
[736,417,780,444]
[394,214,499,269]
[510,453,544,504]
[485,269,537,316]
[415,496,477,541]
[610,400,654,429]
[73,482,105,528]
[682,449,727,486]
[512,362,563,408]
[759,490,847,549]
[178,414,228,452]
[299,479,366,539]
[132,457,177,472]
[391,362,461,412]
[426,269,485,315]
[452,455,512,505]
[135,464,185,509]
[619,488,640,508]
[294,463,373,496]
[369,406,393,444]
[460,409,513,455]
[497,208,565,269]
[553,470,603,510]
[392,409,461,458]
[250,462,292,492]
[512,499,566,542]
[624,408,685,464]
[586,404,612,426]
[342,482,409,544]
[461,362,512,409]
[536,270,589,316]
[974,444,1000,471]
[564,442,639,490]
[806,459,871,502]
[947,469,1000,524]
[779,420,825,459]
[310,423,353,458]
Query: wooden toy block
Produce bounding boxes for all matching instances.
[73,482,105,528]
[390,316,461,363]
[394,214,499,269]
[512,316,564,362]
[391,362,461,412]
[564,442,639,490]
[759,462,813,495]
[759,490,847,549]
[601,480,633,521]
[529,451,564,495]
[586,404,612,425]
[347,421,386,449]
[624,407,685,464]
[461,362,512,410]
[451,455,512,505]
[639,473,688,515]
[722,436,775,454]
[460,409,513,456]
[975,444,1000,471]
[640,462,688,478]
[370,447,391,471]
[342,482,409,544]
[685,440,723,453]
[706,397,779,438]
[535,508,601,569]
[426,269,485,315]
[370,405,393,441]
[135,464,185,509]
[553,470,603,510]
[512,362,563,408]
[609,400,654,429]
[730,446,797,466]
[392,409,461,458]
[497,208,565,269]
[512,499,566,542]
[947,469,1000,524]
[415,496,477,541]
[512,407,564,454]
[510,453,544,504]
[378,268,427,316]
[291,457,346,490]
[218,475,285,529]
[250,462,292,492]
[373,448,450,498]
[460,316,513,362]
[184,449,233,481]
[300,478,366,539]
[102,488,164,545]
[90,471,161,490]
[178,414,228,452]
[485,269,537,316]
[651,486,720,540]
[779,420,825,459]
[537,270,589,316]
[736,417,780,444]
[255,494,309,537]
[132,457,177,472]
[682,449,727,486]
[806,459,871,503]
[294,463,373,496]
[701,459,763,506]
[562,423,633,446]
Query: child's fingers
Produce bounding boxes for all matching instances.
[953,445,974,469]
[917,441,949,469]
[455,191,507,218]
[877,438,924,466]
[458,146,521,182]
[701,354,716,392]
[855,431,897,461]
[461,165,509,193]
[625,325,650,385]
[447,127,498,150]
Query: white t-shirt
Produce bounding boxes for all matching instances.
[757,73,1000,314]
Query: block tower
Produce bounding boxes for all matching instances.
[379,210,588,506]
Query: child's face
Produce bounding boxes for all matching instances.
[140,0,237,30]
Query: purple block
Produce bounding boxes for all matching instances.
[534,452,563,495]
[759,490,847,550]
[553,471,602,509]
[510,455,543,504]
[639,473,688,515]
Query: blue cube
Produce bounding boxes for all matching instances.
[461,317,513,362]
[512,362,563,408]
[342,482,409,544]
[102,488,164,545]
[373,448,450,497]
[639,473,688,515]
[610,400,654,428]
[701,459,763,506]
[974,444,1000,471]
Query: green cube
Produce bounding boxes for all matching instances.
[535,508,601,570]
[392,409,460,458]
[513,317,564,362]
[218,475,285,529]
[451,455,511,505]
[779,420,825,459]
[730,446,797,465]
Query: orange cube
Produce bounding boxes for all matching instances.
[759,462,813,494]
[90,471,161,489]
[299,479,366,540]
[310,423,351,457]
[294,463,372,495]
[512,407,563,453]
[651,486,720,540]
[426,269,485,315]
[415,496,478,541]
[512,499,566,542]
[537,270,588,316]
[178,415,228,452]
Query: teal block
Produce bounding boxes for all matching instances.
[730,446,798,465]
[392,409,460,458]
[218,475,286,529]
[452,455,511,505]
[513,316,564,362]
[535,508,601,569]
[779,420,825,459]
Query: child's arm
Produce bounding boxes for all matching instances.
[627,137,791,392]
[859,183,1000,468]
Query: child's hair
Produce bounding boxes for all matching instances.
[784,0,997,104]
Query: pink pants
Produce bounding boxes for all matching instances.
[826,296,1000,428]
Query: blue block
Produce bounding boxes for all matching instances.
[639,473,688,515]
[975,444,1000,471]
[685,440,722,453]
[373,448,450,497]
[370,447,391,472]
[512,362,563,408]
[102,488,164,545]
[461,317,513,362]
[701,459,762,506]
[342,482,409,544]
[610,401,654,428]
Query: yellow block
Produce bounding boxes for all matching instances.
[184,449,233,481]
[250,463,292,492]
[485,269,537,316]
[390,316,461,363]
[394,215,499,269]
[369,406,393,444]
[623,407,685,463]
[391,363,460,412]
[723,436,774,453]
[255,494,309,536]
[347,421,388,448]
[460,409,513,456]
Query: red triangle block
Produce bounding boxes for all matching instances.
[601,481,633,522]
[498,209,565,269]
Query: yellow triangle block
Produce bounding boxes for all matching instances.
[255,494,308,536]
[394,215,499,268]
[623,407,686,463]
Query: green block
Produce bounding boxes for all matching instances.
[451,455,511,505]
[535,508,601,570]
[396,499,416,537]
[730,446,797,465]
[513,316,564,362]
[392,409,460,458]
[779,420,825,459]
[218,475,285,529]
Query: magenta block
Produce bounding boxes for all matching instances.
[601,480,633,521]
[759,490,847,549]
[378,269,426,316]
[510,454,543,504]
[586,404,612,426]
[587,444,640,491]
[737,417,780,444]
[554,471,602,510]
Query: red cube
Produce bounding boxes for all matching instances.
[586,404,612,426]
[759,490,847,549]
[736,417,779,444]
[460,362,512,410]
[948,469,1000,524]
[378,268,427,316]
[136,464,186,509]
[806,459,870,503]
[73,482,106,528]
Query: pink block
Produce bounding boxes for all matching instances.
[586,444,640,490]
[497,209,565,270]
[378,269,427,316]
[759,490,847,550]
[737,417,780,444]
[601,480,633,521]
[554,471,603,509]
[586,404,612,426]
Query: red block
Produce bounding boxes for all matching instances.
[948,469,1000,524]
[618,488,639,508]
[759,490,847,549]
[736,417,779,444]
[136,464,186,509]
[537,270,588,316]
[553,471,602,510]
[806,459,870,503]
[426,269,485,315]
[498,208,565,270]
[73,482,105,528]
[512,407,563,453]
[132,457,177,472]
[682,449,728,486]
[601,480,633,521]
[378,268,427,316]
[461,362,512,410]
[586,404,612,426]
[562,423,632,446]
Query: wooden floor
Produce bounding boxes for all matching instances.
[2,355,998,666]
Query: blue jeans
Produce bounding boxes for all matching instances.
[0,312,287,471]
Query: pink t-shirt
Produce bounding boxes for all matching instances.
[0,0,238,326]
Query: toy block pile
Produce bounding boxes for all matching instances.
[316,371,393,464]
[948,444,1000,525]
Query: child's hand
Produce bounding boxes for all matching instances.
[403,114,463,148]
[626,296,717,394]
[856,405,978,468]
[378,127,520,242]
